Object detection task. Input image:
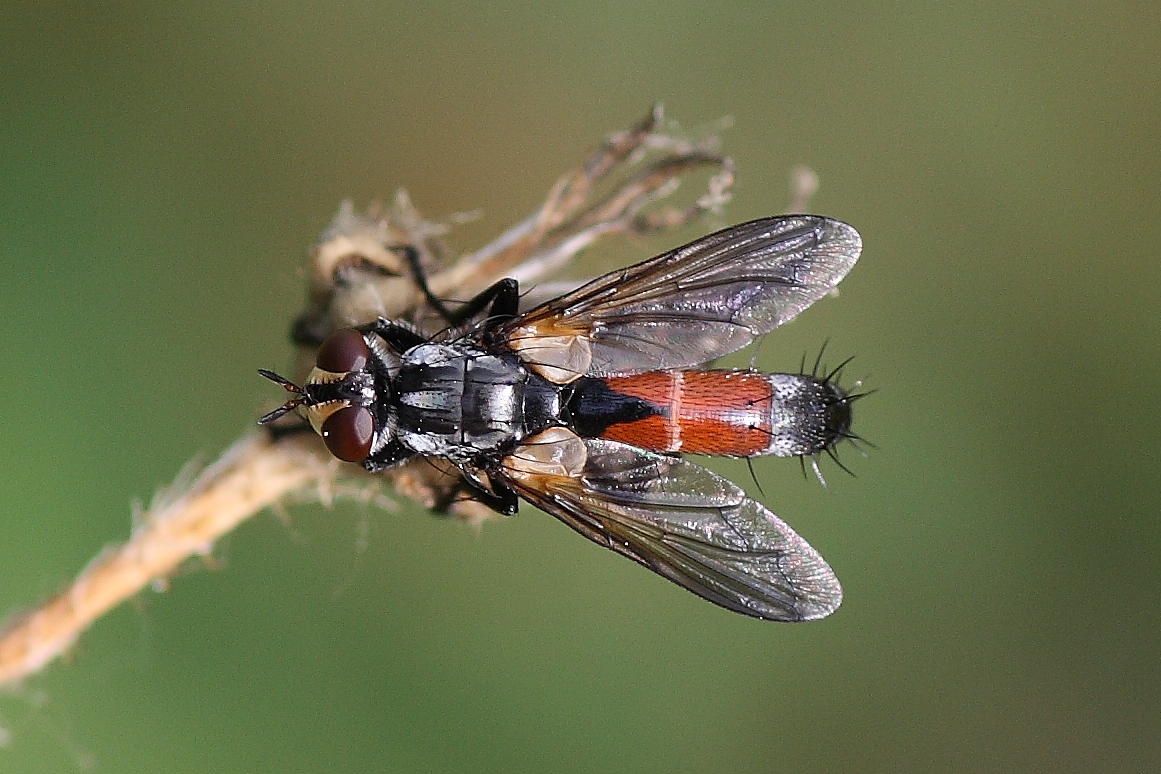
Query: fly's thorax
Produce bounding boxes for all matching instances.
[394,342,562,459]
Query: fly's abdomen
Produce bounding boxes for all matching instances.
[568,371,851,458]
[603,372,772,455]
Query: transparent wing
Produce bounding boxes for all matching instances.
[498,435,842,621]
[501,216,861,379]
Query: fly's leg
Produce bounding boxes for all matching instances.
[446,278,519,327]
[390,244,458,324]
[469,482,518,516]
[291,314,330,347]
[396,238,520,330]
[362,318,428,352]
[445,463,519,515]
[362,439,415,473]
[392,243,519,329]
[445,478,518,516]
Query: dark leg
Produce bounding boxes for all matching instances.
[394,240,520,329]
[391,244,457,324]
[362,318,428,352]
[290,310,329,346]
[458,479,519,516]
[362,439,415,473]
[450,464,520,515]
[448,278,520,327]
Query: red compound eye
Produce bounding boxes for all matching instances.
[321,406,374,462]
[317,328,369,373]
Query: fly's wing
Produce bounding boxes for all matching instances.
[497,430,842,621]
[501,216,861,381]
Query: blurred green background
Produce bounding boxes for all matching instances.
[3,2,1159,772]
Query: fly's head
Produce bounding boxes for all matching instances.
[259,328,398,463]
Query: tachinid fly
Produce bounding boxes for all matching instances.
[260,216,863,621]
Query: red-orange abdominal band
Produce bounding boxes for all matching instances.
[598,371,774,456]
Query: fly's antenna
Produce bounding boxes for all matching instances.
[257,369,306,424]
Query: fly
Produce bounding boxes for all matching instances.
[259,216,863,621]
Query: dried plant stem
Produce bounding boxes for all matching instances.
[0,434,334,686]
